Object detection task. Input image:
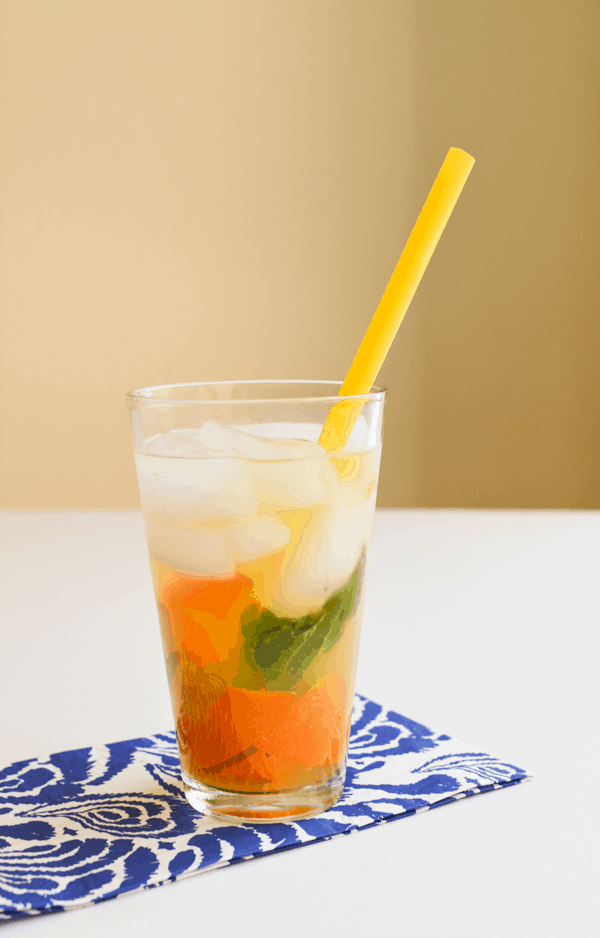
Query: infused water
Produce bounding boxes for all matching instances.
[134,417,381,819]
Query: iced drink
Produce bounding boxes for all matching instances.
[128,382,385,821]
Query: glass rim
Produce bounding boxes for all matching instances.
[125,379,387,406]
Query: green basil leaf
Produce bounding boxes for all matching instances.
[235,556,363,691]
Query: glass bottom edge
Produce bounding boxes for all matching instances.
[182,768,345,824]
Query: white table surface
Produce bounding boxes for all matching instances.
[1,509,598,937]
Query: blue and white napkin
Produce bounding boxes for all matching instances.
[0,694,530,919]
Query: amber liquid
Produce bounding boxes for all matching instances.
[139,442,381,805]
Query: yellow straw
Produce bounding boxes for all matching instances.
[319,147,475,452]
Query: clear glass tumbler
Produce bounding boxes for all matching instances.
[126,381,386,822]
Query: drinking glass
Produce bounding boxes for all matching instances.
[126,381,386,822]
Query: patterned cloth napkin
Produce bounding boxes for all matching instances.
[0,694,530,920]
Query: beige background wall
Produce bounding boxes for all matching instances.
[1,0,599,509]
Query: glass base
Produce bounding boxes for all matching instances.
[182,769,345,824]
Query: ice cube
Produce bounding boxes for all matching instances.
[146,429,214,458]
[238,422,323,444]
[194,421,254,458]
[134,451,258,521]
[252,460,330,508]
[269,512,332,615]
[273,483,375,615]
[323,491,374,582]
[241,417,374,452]
[343,415,370,452]
[198,421,324,461]
[233,422,373,508]
[145,422,301,460]
[192,421,337,508]
[227,515,292,565]
[145,520,236,578]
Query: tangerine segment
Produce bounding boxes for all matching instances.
[285,672,348,766]
[180,687,295,790]
[179,675,349,793]
[177,671,243,782]
[227,679,345,766]
[160,572,256,664]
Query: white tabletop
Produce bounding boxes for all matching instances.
[1,510,598,936]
